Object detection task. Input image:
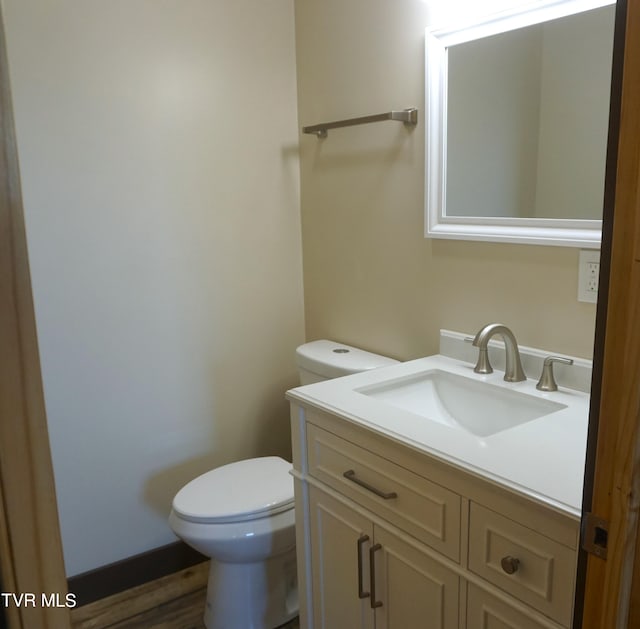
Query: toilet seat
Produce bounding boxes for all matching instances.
[172,456,294,524]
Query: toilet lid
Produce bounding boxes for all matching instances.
[172,456,294,524]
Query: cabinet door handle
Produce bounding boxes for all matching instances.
[501,555,520,575]
[369,543,383,609]
[357,534,370,599]
[343,469,398,500]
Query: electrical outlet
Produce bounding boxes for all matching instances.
[578,250,600,303]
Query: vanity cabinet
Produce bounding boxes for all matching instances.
[291,406,580,629]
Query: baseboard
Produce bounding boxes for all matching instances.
[68,541,207,607]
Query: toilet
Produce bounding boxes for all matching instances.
[169,340,398,629]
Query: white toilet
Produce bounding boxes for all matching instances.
[169,340,398,629]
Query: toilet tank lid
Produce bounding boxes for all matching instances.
[172,457,294,524]
[296,340,398,379]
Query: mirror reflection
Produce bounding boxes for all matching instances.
[425,0,616,247]
[446,5,615,220]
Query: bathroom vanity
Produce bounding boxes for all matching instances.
[287,334,590,629]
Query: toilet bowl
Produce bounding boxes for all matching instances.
[169,340,398,629]
[169,456,297,629]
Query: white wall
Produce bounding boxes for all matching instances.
[4,0,304,576]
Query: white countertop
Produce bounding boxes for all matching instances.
[286,354,590,519]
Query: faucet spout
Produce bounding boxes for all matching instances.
[472,323,526,382]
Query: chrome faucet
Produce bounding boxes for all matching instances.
[472,323,526,382]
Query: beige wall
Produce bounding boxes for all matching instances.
[295,0,598,362]
[4,0,304,576]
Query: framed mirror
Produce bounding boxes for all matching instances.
[425,0,616,247]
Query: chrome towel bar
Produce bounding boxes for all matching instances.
[302,107,418,138]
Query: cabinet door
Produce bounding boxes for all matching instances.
[372,525,459,629]
[467,584,560,629]
[309,486,375,629]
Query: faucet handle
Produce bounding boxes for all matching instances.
[536,356,574,392]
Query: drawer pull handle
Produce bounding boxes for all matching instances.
[369,543,383,609]
[357,534,370,599]
[343,470,398,500]
[501,556,520,575]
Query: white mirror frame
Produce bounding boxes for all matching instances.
[425,0,614,248]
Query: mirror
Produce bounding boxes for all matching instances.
[425,0,616,247]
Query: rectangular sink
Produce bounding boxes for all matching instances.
[355,369,567,437]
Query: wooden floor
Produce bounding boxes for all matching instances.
[98,588,300,629]
[70,563,300,629]
[107,587,207,629]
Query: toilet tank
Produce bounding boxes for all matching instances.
[296,340,399,385]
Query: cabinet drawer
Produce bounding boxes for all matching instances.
[306,422,461,561]
[467,583,562,629]
[468,503,576,626]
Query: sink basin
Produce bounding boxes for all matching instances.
[355,369,566,437]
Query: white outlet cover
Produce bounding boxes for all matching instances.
[578,249,600,303]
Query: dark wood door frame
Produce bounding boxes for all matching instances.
[580,0,640,626]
